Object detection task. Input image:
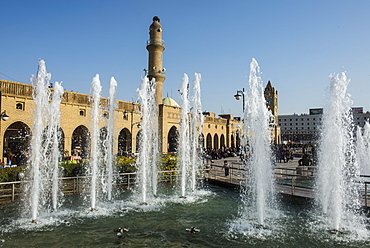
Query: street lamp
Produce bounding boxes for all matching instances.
[0,110,9,121]
[234,88,245,111]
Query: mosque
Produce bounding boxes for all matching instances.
[0,16,280,165]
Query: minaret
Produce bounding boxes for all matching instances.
[146,16,166,105]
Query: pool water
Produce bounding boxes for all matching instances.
[0,184,368,247]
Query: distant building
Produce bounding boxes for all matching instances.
[279,108,370,144]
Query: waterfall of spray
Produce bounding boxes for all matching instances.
[28,59,52,222]
[356,122,370,175]
[136,77,159,203]
[190,73,204,191]
[90,74,102,210]
[179,74,190,197]
[241,58,274,226]
[48,82,64,211]
[316,72,362,231]
[105,77,117,201]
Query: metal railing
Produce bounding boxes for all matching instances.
[146,39,165,46]
[0,181,22,203]
[0,170,181,204]
[204,164,370,207]
[1,168,369,207]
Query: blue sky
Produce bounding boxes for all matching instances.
[1,0,370,116]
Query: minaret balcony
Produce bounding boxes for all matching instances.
[147,39,165,46]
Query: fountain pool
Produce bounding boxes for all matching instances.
[0,184,368,247]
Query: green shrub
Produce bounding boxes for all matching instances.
[160,154,178,171]
[115,156,136,173]
[0,166,25,183]
[159,154,178,181]
[60,160,88,177]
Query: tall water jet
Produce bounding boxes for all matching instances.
[189,73,203,192]
[356,122,370,175]
[28,60,51,222]
[104,77,117,201]
[316,72,362,231]
[241,58,275,226]
[90,74,102,210]
[48,82,64,211]
[178,74,190,197]
[136,77,159,203]
[27,60,63,221]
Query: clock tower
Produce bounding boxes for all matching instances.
[264,81,281,144]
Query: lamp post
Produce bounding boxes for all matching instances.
[0,110,9,121]
[0,91,9,164]
[234,88,245,112]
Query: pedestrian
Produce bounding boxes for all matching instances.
[223,160,230,176]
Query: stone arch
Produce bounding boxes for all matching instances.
[231,134,235,148]
[206,133,212,149]
[199,133,205,149]
[167,126,178,153]
[214,134,219,149]
[59,127,65,157]
[220,134,225,148]
[118,128,132,155]
[236,133,241,150]
[71,125,90,159]
[43,125,65,159]
[3,121,31,165]
[99,126,108,156]
[135,129,142,153]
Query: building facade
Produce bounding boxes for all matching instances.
[279,107,370,144]
[0,16,280,165]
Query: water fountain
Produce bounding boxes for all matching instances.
[103,77,117,201]
[1,60,369,247]
[190,73,204,192]
[48,81,64,211]
[178,73,204,197]
[316,72,365,234]
[136,76,159,203]
[178,74,190,198]
[238,58,276,227]
[26,59,64,222]
[356,122,370,175]
[89,74,102,210]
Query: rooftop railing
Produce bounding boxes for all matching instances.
[146,39,165,46]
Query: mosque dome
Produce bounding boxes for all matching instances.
[163,97,179,107]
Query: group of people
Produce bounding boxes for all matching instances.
[203,147,238,160]
[274,144,316,166]
[274,145,294,163]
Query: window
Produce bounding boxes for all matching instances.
[79,109,86,116]
[16,102,25,110]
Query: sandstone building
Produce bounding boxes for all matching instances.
[0,16,280,164]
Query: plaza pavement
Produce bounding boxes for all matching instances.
[204,156,314,199]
